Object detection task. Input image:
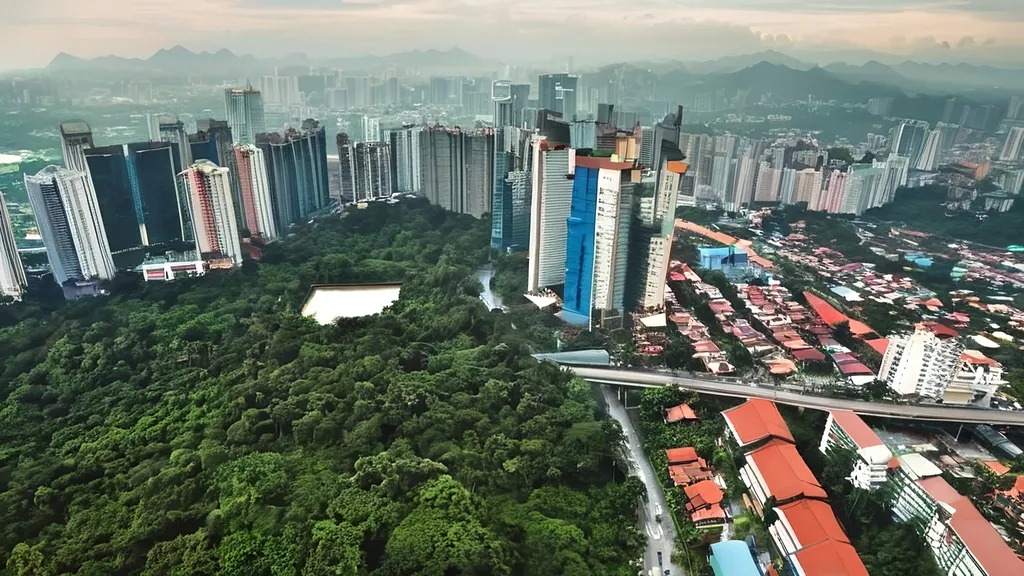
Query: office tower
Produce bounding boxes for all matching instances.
[158,115,193,171]
[256,120,330,231]
[916,130,943,171]
[0,192,26,299]
[639,127,655,168]
[538,73,578,120]
[753,163,782,203]
[177,160,242,265]
[563,155,637,327]
[877,155,910,205]
[59,120,94,173]
[630,148,687,310]
[652,106,683,171]
[224,87,266,144]
[385,125,422,194]
[234,144,277,242]
[491,154,532,251]
[420,126,466,214]
[351,141,393,201]
[732,156,760,209]
[527,116,574,291]
[510,83,531,127]
[890,121,928,168]
[778,168,797,205]
[492,80,513,126]
[84,145,144,254]
[24,166,116,286]
[1000,127,1024,162]
[793,169,822,206]
[336,132,355,203]
[361,116,382,142]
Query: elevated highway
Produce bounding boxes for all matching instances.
[570,366,1024,426]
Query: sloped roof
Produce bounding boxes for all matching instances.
[777,499,850,548]
[666,403,699,423]
[666,447,699,464]
[722,399,795,447]
[918,476,1024,576]
[792,539,869,576]
[803,291,876,336]
[746,439,827,503]
[829,410,885,450]
[685,479,725,508]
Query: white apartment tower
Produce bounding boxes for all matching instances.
[224,87,266,144]
[24,166,116,286]
[879,324,963,400]
[0,192,27,299]
[999,127,1024,162]
[177,160,242,266]
[527,136,576,291]
[233,144,278,242]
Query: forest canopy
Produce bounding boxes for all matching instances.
[0,199,643,576]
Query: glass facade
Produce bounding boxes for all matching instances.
[85,146,142,254]
[563,165,599,325]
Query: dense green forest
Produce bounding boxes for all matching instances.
[0,200,645,575]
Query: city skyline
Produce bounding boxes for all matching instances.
[5,1,1024,71]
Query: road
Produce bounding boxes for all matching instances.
[475,264,506,311]
[575,367,1024,426]
[601,385,680,576]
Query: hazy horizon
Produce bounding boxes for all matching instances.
[4,0,1024,71]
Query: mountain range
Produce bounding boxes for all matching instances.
[46,45,1024,93]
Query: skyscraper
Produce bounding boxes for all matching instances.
[793,169,823,206]
[361,116,382,142]
[464,131,495,218]
[916,130,943,171]
[1000,127,1024,162]
[234,144,278,242]
[538,73,578,120]
[385,125,422,194]
[24,166,116,286]
[177,160,242,266]
[510,83,531,127]
[779,168,797,205]
[85,142,186,252]
[527,116,575,292]
[563,155,637,327]
[629,147,687,311]
[59,121,94,173]
[753,162,782,203]
[891,121,929,168]
[491,127,534,252]
[639,127,655,168]
[420,126,466,213]
[0,192,26,300]
[336,132,355,203]
[877,155,910,206]
[256,120,330,230]
[159,115,194,173]
[492,80,513,127]
[351,141,393,201]
[224,87,266,144]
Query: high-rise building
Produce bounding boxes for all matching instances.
[59,120,94,173]
[361,116,382,142]
[385,125,422,194]
[630,149,687,311]
[492,80,513,127]
[753,163,782,203]
[890,121,929,168]
[1002,169,1024,196]
[84,145,144,255]
[527,120,575,291]
[419,126,494,218]
[821,170,848,213]
[0,192,26,300]
[24,166,116,286]
[639,126,655,168]
[1008,96,1023,120]
[538,73,578,120]
[491,127,534,252]
[999,127,1024,162]
[778,168,797,205]
[732,156,760,209]
[233,144,277,242]
[224,87,266,144]
[880,325,963,401]
[651,106,683,171]
[336,132,355,203]
[842,165,883,215]
[351,141,393,201]
[190,120,244,226]
[876,155,910,206]
[464,131,494,218]
[177,160,242,266]
[710,135,738,205]
[792,169,822,206]
[916,129,943,171]
[563,155,637,327]
[510,83,531,127]
[256,120,330,230]
[158,115,193,172]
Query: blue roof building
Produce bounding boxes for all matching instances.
[709,541,761,576]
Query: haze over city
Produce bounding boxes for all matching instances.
[4,0,1024,69]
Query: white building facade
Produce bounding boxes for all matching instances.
[527,137,576,291]
[177,160,242,266]
[0,192,27,299]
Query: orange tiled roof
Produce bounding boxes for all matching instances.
[792,539,869,576]
[666,447,699,464]
[777,499,850,548]
[685,479,725,509]
[722,399,795,447]
[746,439,827,503]
[666,403,699,423]
[829,410,885,450]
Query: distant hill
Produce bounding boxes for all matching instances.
[822,61,909,89]
[47,45,495,76]
[685,50,814,74]
[658,61,903,104]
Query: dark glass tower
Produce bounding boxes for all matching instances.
[85,145,142,255]
[257,119,330,231]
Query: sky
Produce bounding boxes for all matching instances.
[2,0,1024,69]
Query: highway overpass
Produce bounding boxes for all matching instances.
[569,366,1024,426]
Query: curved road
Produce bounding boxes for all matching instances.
[475,265,506,311]
[573,367,1024,426]
[601,386,680,576]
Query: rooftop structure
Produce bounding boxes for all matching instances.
[818,410,892,490]
[300,283,402,325]
[709,541,760,576]
[741,439,828,510]
[722,399,795,448]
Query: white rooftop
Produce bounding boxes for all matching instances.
[301,284,401,325]
[898,453,942,480]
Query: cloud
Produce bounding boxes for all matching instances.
[1,0,1023,70]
